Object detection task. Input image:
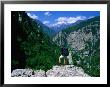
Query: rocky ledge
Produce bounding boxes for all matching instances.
[11,65,90,77]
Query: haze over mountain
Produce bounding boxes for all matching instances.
[49,20,83,33]
[35,19,56,37]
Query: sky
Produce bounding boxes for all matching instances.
[26,11,100,28]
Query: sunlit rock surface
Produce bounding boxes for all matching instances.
[11,65,90,77]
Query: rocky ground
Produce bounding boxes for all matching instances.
[11,65,90,77]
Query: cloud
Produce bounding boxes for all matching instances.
[43,21,50,24]
[50,16,87,27]
[27,13,38,19]
[44,12,52,16]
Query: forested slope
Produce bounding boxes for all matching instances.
[11,11,61,72]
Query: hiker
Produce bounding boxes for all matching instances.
[59,46,69,65]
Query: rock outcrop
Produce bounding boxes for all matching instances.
[11,65,90,77]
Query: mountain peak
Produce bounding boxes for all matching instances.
[50,20,83,33]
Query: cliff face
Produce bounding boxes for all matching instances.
[53,16,100,76]
[67,22,100,52]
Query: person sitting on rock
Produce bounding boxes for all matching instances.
[59,46,69,65]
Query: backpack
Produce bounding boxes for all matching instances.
[61,48,69,56]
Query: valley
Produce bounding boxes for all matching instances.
[11,11,100,77]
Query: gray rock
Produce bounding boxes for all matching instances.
[46,65,90,77]
[34,69,46,77]
[11,65,90,77]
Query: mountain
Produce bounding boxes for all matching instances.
[11,11,61,72]
[35,20,56,37]
[50,20,83,33]
[53,16,100,76]
[11,12,100,77]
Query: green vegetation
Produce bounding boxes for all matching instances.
[62,16,100,76]
[62,16,100,34]
[11,11,100,77]
[71,41,100,76]
[11,11,61,72]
